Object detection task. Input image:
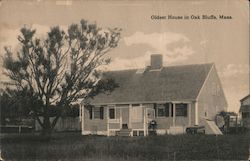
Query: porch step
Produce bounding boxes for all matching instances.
[116,128,132,136]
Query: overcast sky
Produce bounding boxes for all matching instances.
[0,0,249,112]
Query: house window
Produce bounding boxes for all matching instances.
[175,103,187,117]
[242,112,250,118]
[92,106,104,119]
[89,107,93,119]
[100,107,104,119]
[109,108,115,119]
[155,103,170,117]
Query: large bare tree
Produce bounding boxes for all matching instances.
[2,19,121,135]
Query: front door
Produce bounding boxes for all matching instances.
[146,108,155,123]
[121,108,129,129]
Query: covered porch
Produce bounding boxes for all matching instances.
[80,101,195,136]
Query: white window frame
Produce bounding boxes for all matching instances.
[175,103,188,117]
[109,108,116,119]
[156,103,170,118]
[91,106,104,120]
[108,105,120,123]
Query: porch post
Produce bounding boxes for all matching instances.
[173,103,176,127]
[195,101,199,125]
[79,104,82,122]
[81,104,84,135]
[120,108,122,129]
[188,103,191,126]
[129,104,132,128]
[142,104,146,136]
[107,106,110,136]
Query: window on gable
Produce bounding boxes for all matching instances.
[175,103,187,117]
[109,108,115,119]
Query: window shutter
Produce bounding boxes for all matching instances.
[100,107,104,119]
[89,107,93,119]
[165,103,169,117]
[184,104,187,116]
[171,103,173,117]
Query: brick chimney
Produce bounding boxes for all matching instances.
[150,54,163,70]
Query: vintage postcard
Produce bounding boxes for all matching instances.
[0,0,249,160]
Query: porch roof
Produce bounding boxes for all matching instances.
[89,63,213,105]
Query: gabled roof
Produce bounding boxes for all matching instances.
[90,63,214,105]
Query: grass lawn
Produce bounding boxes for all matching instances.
[1,132,249,161]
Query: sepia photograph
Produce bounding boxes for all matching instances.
[0,0,249,160]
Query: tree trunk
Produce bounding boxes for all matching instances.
[41,98,54,139]
[41,116,53,139]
